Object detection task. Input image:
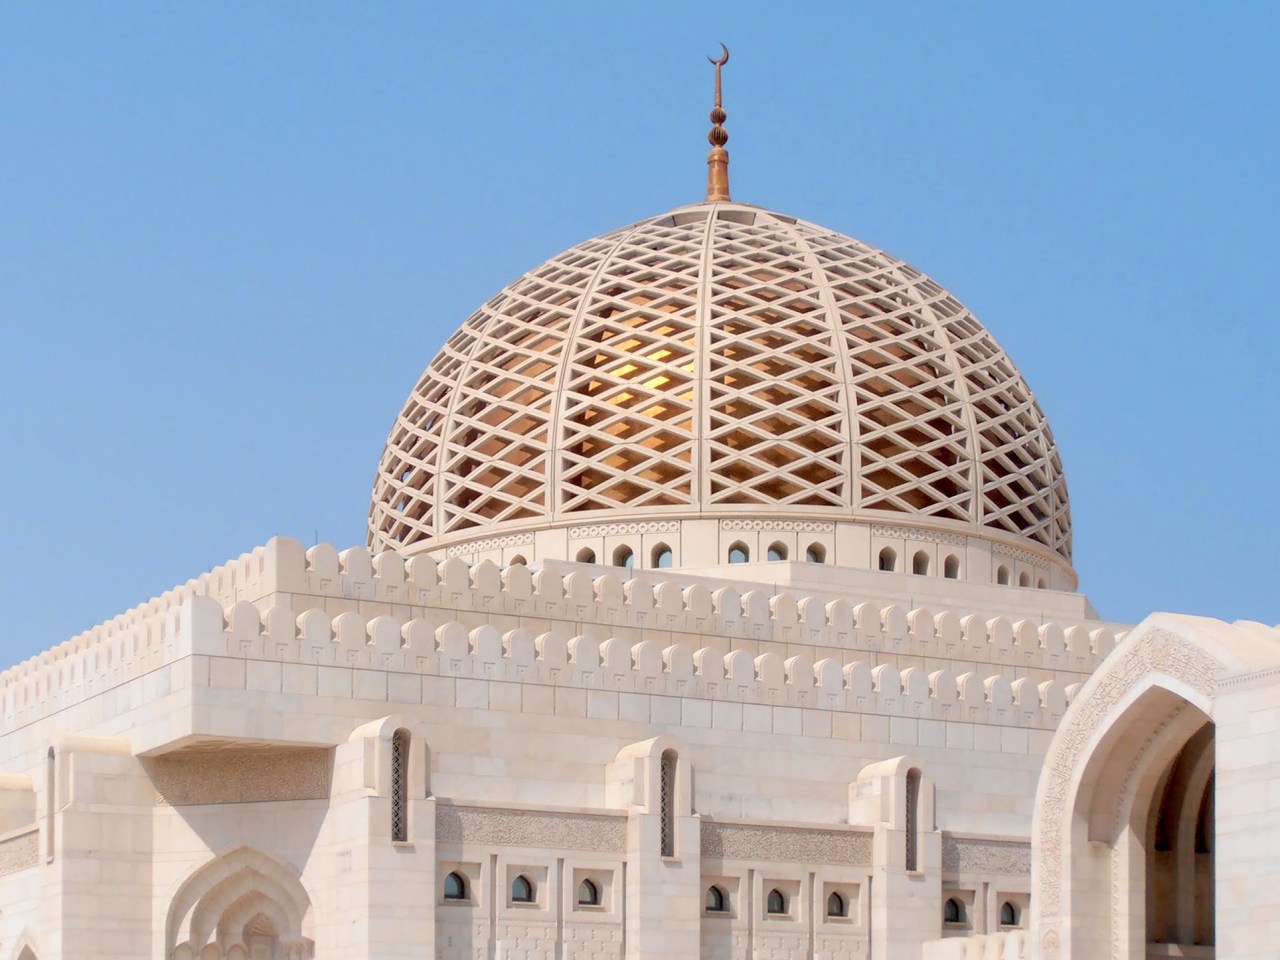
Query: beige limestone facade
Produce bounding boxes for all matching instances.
[3,195,1276,960]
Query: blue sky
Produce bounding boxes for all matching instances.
[1,2,1276,662]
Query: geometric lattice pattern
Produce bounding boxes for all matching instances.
[659,750,676,858]
[370,202,1071,561]
[391,729,408,842]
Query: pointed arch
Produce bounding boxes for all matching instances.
[11,934,39,960]
[165,847,314,960]
[1030,614,1280,960]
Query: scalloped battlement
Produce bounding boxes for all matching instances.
[0,543,268,688]
[200,600,1088,731]
[0,538,1126,732]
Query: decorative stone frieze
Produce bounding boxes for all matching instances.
[991,542,1046,566]
[0,827,37,876]
[567,522,680,538]
[700,820,872,866]
[720,520,836,533]
[870,524,966,547]
[436,804,626,852]
[153,748,330,806]
[941,835,1031,875]
[446,532,534,557]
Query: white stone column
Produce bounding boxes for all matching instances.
[1214,680,1280,959]
[333,720,435,958]
[46,737,152,959]
[610,737,700,960]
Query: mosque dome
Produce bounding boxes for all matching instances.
[368,199,1074,588]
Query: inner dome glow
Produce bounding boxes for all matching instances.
[369,201,1072,582]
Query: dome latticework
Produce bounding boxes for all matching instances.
[370,202,1071,567]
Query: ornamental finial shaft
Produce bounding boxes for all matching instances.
[706,43,730,202]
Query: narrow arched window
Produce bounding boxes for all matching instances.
[996,565,1010,585]
[443,871,468,901]
[706,885,727,913]
[511,875,534,903]
[652,544,673,568]
[905,767,921,872]
[509,554,527,566]
[1000,901,1018,926]
[766,888,787,915]
[912,550,929,575]
[944,897,964,924]
[767,542,787,562]
[576,547,597,564]
[728,543,749,564]
[577,878,600,906]
[1018,571,1030,587]
[659,749,676,857]
[45,746,55,863]
[805,543,826,564]
[878,547,896,572]
[826,891,845,918]
[389,727,409,839]
[1036,577,1046,590]
[943,554,960,579]
[613,545,634,569]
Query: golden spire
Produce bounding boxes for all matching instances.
[706,43,730,202]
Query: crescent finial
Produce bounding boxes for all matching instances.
[704,44,731,201]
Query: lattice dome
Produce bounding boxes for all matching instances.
[370,201,1072,576]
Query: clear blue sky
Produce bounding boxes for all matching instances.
[2,2,1277,663]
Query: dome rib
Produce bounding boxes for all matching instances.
[882,254,983,522]
[430,279,522,542]
[691,203,718,508]
[369,201,1072,573]
[776,213,859,510]
[543,218,655,522]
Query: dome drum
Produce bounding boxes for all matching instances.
[427,515,1074,591]
[371,202,1073,590]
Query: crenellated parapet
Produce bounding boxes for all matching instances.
[194,600,1091,730]
[0,538,1125,733]
[259,538,1120,672]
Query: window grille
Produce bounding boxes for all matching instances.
[45,746,55,863]
[905,768,920,872]
[659,750,676,857]
[391,729,409,842]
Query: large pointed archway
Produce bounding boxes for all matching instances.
[1032,613,1280,960]
[165,846,315,960]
